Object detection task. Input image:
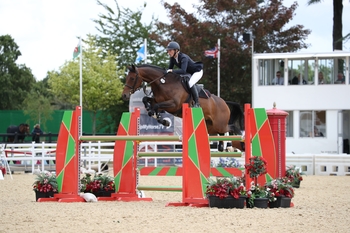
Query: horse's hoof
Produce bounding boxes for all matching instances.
[162,120,170,127]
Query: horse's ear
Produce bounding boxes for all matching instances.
[132,64,138,73]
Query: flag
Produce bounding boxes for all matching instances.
[135,44,146,63]
[73,43,81,59]
[204,46,218,58]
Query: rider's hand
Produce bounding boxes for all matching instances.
[167,69,172,73]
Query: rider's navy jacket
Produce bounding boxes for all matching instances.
[168,52,203,75]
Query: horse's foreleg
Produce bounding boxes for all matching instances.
[142,96,153,112]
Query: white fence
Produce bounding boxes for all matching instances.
[1,142,350,176]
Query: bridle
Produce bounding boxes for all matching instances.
[124,71,141,94]
[124,69,167,94]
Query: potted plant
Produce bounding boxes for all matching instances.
[81,173,115,197]
[246,182,272,208]
[285,165,304,188]
[32,171,58,201]
[245,156,269,208]
[205,176,246,208]
[265,177,294,208]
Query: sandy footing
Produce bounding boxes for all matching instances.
[0,174,349,233]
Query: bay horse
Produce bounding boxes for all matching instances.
[121,64,244,151]
[7,123,30,143]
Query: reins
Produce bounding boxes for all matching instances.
[125,68,167,94]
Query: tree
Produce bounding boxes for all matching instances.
[48,34,124,134]
[22,91,53,132]
[151,0,311,106]
[0,35,36,109]
[93,0,168,68]
[307,0,343,51]
[22,79,54,131]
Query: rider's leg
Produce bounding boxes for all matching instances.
[189,70,203,108]
[190,86,200,108]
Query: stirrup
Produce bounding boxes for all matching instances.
[192,103,201,108]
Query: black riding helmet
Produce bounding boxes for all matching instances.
[166,41,180,51]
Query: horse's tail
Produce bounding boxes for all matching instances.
[225,101,244,134]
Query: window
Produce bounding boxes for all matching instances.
[318,57,346,84]
[258,59,284,86]
[299,111,326,137]
[288,59,314,85]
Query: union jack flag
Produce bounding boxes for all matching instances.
[204,46,218,58]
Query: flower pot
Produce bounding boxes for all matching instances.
[292,180,301,188]
[253,198,269,208]
[280,196,292,208]
[269,196,284,208]
[34,190,57,201]
[208,195,246,209]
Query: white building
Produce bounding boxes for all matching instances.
[252,51,350,154]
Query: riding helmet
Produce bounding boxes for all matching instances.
[166,41,180,51]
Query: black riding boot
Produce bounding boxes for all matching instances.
[190,86,200,108]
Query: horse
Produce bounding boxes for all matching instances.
[7,123,30,143]
[121,64,244,151]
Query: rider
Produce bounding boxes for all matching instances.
[166,41,203,108]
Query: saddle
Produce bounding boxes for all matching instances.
[180,75,211,99]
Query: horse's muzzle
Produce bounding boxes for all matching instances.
[122,93,130,101]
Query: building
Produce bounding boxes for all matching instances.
[252,51,350,154]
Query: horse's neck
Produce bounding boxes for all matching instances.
[139,69,164,83]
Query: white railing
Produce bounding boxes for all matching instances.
[1,142,350,176]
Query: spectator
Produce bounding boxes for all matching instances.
[271,71,284,85]
[292,74,307,85]
[32,124,43,143]
[318,72,324,84]
[309,126,324,137]
[334,72,345,84]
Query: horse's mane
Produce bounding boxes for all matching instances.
[136,64,167,74]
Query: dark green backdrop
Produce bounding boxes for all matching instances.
[0,110,103,134]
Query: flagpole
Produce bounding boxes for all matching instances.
[217,38,220,98]
[79,37,83,136]
[144,38,147,64]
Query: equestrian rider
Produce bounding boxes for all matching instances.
[166,41,203,108]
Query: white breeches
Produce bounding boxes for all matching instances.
[189,70,203,87]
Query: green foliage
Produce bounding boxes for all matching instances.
[0,35,36,110]
[80,173,115,192]
[32,172,58,193]
[47,35,124,134]
[22,81,53,131]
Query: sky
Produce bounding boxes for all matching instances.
[0,0,349,81]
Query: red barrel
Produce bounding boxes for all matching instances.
[266,103,288,178]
